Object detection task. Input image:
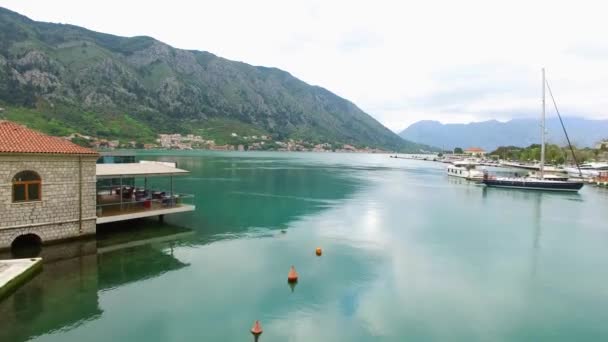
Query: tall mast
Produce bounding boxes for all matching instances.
[540,68,546,179]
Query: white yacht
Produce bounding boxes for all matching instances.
[447,160,484,180]
[564,162,608,179]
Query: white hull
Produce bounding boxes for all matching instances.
[568,172,596,179]
[564,167,608,179]
[447,166,484,180]
[501,161,563,172]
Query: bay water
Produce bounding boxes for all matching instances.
[1,151,607,341]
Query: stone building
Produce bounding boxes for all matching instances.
[0,121,99,251]
[595,140,608,150]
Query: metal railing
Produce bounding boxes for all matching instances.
[96,187,194,217]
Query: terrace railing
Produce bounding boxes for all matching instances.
[96,187,194,218]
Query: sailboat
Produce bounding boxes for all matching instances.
[482,69,584,192]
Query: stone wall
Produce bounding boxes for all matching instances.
[0,154,98,249]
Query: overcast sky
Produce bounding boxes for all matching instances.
[2,0,608,132]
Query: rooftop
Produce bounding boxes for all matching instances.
[0,121,98,155]
[96,162,190,178]
[465,147,486,152]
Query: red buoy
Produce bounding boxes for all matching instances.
[251,320,263,336]
[287,265,299,283]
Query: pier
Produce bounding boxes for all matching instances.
[0,258,42,300]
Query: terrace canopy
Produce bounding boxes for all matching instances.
[96,163,189,179]
[95,162,194,224]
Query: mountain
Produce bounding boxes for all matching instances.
[0,7,429,152]
[399,118,608,151]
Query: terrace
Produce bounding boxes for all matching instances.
[95,162,195,224]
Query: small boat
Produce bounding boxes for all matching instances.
[447,160,484,180]
[500,161,563,173]
[483,69,584,192]
[564,162,608,178]
[595,171,608,187]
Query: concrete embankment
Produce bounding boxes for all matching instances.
[0,258,43,300]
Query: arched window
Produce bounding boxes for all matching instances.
[13,171,41,202]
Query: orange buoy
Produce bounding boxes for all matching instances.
[251,320,263,336]
[287,265,299,283]
[315,247,322,256]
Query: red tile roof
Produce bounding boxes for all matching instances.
[465,147,485,152]
[0,121,98,155]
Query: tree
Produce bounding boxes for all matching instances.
[454,147,463,154]
[71,137,91,147]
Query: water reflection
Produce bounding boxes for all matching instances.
[0,244,101,342]
[0,222,194,342]
[288,280,297,293]
[0,153,367,342]
[530,193,542,278]
[145,154,361,236]
[1,153,607,341]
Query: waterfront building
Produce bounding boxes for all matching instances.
[0,122,195,253]
[0,121,99,250]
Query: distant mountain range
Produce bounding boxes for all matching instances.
[0,7,430,152]
[399,118,608,151]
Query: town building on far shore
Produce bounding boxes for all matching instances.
[595,140,608,150]
[464,147,486,157]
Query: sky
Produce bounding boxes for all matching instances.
[2,0,608,132]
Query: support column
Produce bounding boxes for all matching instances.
[119,176,123,211]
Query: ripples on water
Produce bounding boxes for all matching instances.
[1,152,608,342]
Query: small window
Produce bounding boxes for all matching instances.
[13,171,41,202]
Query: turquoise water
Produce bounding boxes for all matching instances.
[2,151,608,341]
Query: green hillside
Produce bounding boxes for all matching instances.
[0,7,431,152]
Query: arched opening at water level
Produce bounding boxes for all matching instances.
[11,234,42,258]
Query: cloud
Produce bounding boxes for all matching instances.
[2,0,608,131]
[337,30,383,52]
[566,43,608,60]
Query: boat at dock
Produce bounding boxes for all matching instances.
[447,160,484,181]
[483,69,584,192]
[564,162,608,179]
[592,171,608,187]
[526,171,570,182]
[500,161,563,173]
